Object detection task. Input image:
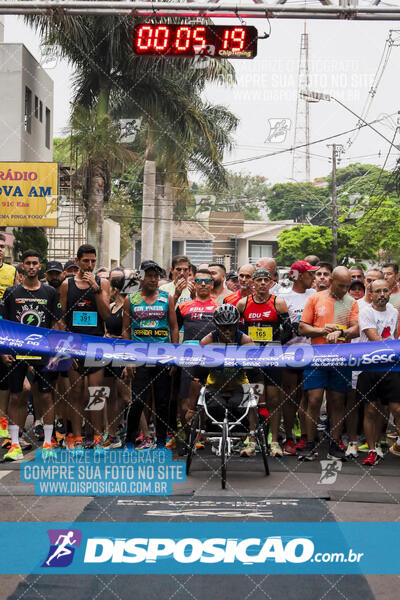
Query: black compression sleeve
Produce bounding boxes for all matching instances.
[279,312,294,345]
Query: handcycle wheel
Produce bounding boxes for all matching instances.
[186,408,201,475]
[254,410,270,476]
[221,418,228,489]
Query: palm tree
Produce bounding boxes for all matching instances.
[28,12,238,265]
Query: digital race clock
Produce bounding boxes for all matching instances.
[133,24,258,59]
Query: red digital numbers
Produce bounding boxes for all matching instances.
[135,25,207,54]
[222,27,246,52]
[133,24,257,58]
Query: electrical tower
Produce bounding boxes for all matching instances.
[291,23,311,183]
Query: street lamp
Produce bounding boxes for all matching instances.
[300,89,399,267]
[300,90,398,147]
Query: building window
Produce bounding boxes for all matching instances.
[45,107,51,149]
[249,241,273,264]
[24,86,32,133]
[39,101,43,122]
[34,95,39,118]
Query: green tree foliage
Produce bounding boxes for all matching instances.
[193,171,269,220]
[265,182,329,224]
[13,227,48,263]
[277,225,356,266]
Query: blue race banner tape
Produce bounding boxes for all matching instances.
[0,521,398,574]
[0,319,399,370]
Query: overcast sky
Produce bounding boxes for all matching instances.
[4,14,400,185]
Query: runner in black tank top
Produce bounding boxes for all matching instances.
[103,272,127,449]
[59,244,110,451]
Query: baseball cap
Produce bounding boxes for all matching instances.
[226,270,238,281]
[64,259,78,271]
[140,260,163,274]
[46,261,63,273]
[252,268,272,280]
[290,260,319,278]
[349,279,365,292]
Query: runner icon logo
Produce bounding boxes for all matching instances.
[42,529,82,567]
[86,386,110,411]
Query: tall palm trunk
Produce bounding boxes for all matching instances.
[87,158,106,265]
[141,127,156,261]
[86,84,111,265]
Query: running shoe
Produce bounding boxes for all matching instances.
[270,441,283,457]
[136,436,156,450]
[42,442,57,459]
[345,442,358,458]
[19,437,32,451]
[358,442,369,453]
[294,415,301,440]
[103,436,122,450]
[240,441,256,457]
[0,417,8,439]
[363,450,379,466]
[33,421,44,441]
[2,437,11,449]
[55,430,65,446]
[73,438,84,453]
[3,443,23,461]
[295,435,307,450]
[375,443,384,459]
[338,439,346,452]
[327,441,346,461]
[135,432,144,444]
[298,441,317,461]
[232,438,246,454]
[93,435,104,453]
[195,434,206,450]
[283,440,297,456]
[166,434,176,450]
[64,433,75,450]
[84,436,94,450]
[389,442,400,457]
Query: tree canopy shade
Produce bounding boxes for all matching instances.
[13,227,48,263]
[265,181,329,224]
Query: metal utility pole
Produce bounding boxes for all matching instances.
[292,23,311,182]
[328,143,343,267]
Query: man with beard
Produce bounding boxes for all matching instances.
[44,262,64,290]
[314,262,333,292]
[208,263,230,303]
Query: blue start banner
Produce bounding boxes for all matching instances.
[0,521,398,574]
[0,319,400,370]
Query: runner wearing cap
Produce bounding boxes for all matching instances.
[44,261,64,290]
[226,270,240,292]
[348,279,365,301]
[63,259,79,279]
[281,261,318,455]
[236,268,293,457]
[122,260,179,449]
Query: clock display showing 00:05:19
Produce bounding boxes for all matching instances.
[133,24,258,58]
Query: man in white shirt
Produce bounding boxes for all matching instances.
[160,255,194,307]
[281,260,318,455]
[357,279,400,466]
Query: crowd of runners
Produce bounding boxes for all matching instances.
[0,233,399,470]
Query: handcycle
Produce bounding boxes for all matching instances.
[185,383,270,489]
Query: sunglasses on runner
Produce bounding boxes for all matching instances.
[195,278,213,284]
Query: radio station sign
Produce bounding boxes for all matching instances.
[0,162,58,227]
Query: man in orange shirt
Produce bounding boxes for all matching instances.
[298,266,359,461]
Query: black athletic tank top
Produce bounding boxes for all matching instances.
[66,276,104,335]
[105,304,123,337]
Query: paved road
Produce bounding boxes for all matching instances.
[0,440,399,599]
